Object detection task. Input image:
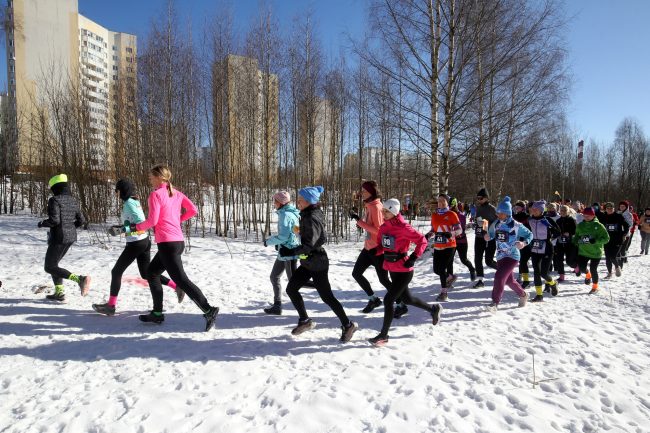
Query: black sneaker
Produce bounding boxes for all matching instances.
[584,277,591,285]
[92,303,115,316]
[203,306,219,331]
[368,334,389,347]
[544,283,551,293]
[46,292,65,302]
[340,321,358,342]
[291,318,316,335]
[469,269,477,281]
[393,304,408,319]
[551,284,559,297]
[263,302,282,315]
[521,281,531,289]
[530,294,544,303]
[473,280,485,288]
[436,292,448,302]
[139,311,165,324]
[78,275,91,296]
[431,304,442,325]
[362,297,382,313]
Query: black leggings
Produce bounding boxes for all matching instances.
[433,248,456,289]
[553,243,577,275]
[44,242,73,285]
[286,265,350,326]
[519,245,531,275]
[147,241,211,313]
[531,253,553,286]
[380,271,433,337]
[577,255,601,284]
[604,244,622,272]
[352,248,391,296]
[455,242,475,274]
[111,237,170,297]
[474,237,497,277]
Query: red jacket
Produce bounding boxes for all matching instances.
[377,213,427,272]
[429,210,462,249]
[356,198,384,253]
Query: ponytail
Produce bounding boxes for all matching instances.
[150,164,174,197]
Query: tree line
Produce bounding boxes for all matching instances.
[1,0,649,241]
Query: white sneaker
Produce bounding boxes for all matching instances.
[518,293,528,308]
[603,273,612,280]
[486,302,498,313]
[615,266,622,277]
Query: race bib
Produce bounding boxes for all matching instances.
[434,234,447,244]
[381,234,396,250]
[580,235,591,244]
[475,227,484,236]
[532,239,545,250]
[496,232,507,242]
[607,224,617,232]
[645,218,650,224]
[559,236,569,244]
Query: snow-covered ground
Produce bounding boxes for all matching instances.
[1,213,649,433]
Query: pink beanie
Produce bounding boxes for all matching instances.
[273,190,291,205]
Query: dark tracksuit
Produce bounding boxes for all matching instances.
[599,212,630,272]
[40,184,85,285]
[513,211,532,278]
[528,215,561,289]
[281,205,351,327]
[474,202,498,277]
[553,216,578,275]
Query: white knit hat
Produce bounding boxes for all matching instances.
[382,198,401,216]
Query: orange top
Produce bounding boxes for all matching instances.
[356,198,384,253]
[430,210,462,249]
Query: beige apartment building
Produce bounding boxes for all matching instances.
[213,54,279,181]
[4,0,136,171]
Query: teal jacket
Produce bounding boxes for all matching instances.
[266,204,301,261]
[572,219,609,259]
[122,198,148,242]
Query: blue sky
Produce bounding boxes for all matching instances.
[2,0,648,145]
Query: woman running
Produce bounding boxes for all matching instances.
[573,207,609,294]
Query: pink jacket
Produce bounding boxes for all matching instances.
[135,183,197,243]
[356,198,384,252]
[376,213,427,272]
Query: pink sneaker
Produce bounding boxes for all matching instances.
[558,274,565,282]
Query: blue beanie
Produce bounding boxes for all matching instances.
[496,195,512,216]
[299,186,325,204]
[532,200,546,213]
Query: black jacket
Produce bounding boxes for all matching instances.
[40,184,85,245]
[555,216,577,246]
[599,212,630,246]
[283,205,328,272]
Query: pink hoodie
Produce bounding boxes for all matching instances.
[356,198,384,252]
[135,183,197,243]
[376,213,427,272]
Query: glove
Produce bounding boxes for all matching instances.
[37,221,44,228]
[403,253,417,268]
[348,210,360,221]
[483,234,490,242]
[425,231,433,240]
[589,238,596,244]
[279,246,298,257]
[107,225,124,236]
[515,241,526,250]
[274,245,279,251]
[263,239,268,247]
[443,232,453,239]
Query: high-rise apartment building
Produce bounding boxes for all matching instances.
[4,0,136,171]
[298,98,335,181]
[213,54,279,180]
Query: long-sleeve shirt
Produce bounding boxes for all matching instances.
[136,183,197,243]
[356,198,384,252]
[377,213,427,273]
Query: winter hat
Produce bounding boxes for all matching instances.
[48,174,68,188]
[619,200,630,209]
[592,203,600,212]
[115,178,135,202]
[361,181,378,199]
[605,202,615,209]
[476,188,489,198]
[514,200,526,210]
[450,197,458,207]
[548,203,557,211]
[531,200,546,213]
[382,198,401,216]
[496,195,513,216]
[298,186,324,205]
[583,207,595,217]
[457,203,464,212]
[273,190,291,205]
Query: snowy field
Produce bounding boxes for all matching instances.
[1,213,649,433]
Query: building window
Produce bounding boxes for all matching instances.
[112,65,118,71]
[126,47,133,53]
[112,45,117,51]
[113,55,118,61]
[113,75,118,81]
[126,57,132,63]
